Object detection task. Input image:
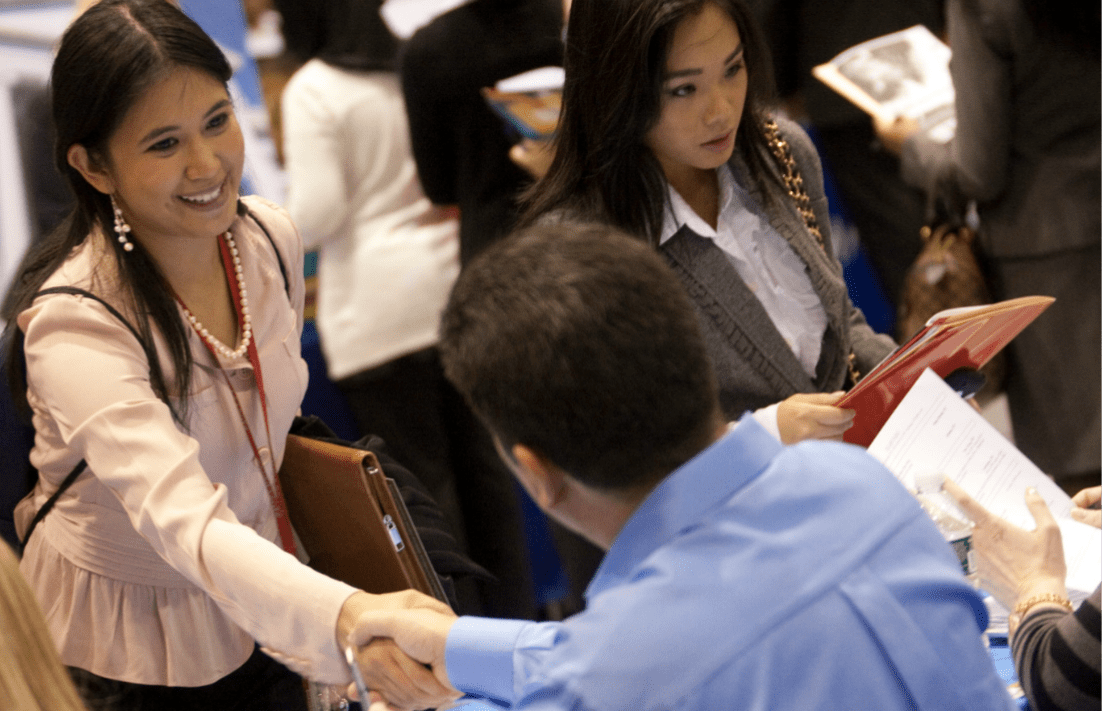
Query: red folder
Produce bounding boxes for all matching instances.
[841,296,1054,447]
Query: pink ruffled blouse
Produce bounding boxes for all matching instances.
[15,197,357,686]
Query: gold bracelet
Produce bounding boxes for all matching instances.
[1013,593,1073,618]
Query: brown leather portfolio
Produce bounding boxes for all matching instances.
[278,434,448,602]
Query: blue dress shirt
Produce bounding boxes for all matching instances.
[445,417,1015,710]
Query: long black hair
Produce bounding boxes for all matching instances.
[274,0,399,71]
[1,0,233,424]
[519,0,777,245]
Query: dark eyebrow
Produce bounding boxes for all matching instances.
[663,43,744,81]
[138,98,232,145]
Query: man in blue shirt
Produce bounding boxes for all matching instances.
[351,223,1014,710]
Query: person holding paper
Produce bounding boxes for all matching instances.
[944,481,1101,711]
[875,0,1101,491]
[277,0,521,621]
[399,0,610,618]
[349,222,1014,711]
[518,0,897,445]
[1070,487,1102,529]
[752,0,940,310]
[400,0,565,266]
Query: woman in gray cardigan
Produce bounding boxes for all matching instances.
[521,0,895,442]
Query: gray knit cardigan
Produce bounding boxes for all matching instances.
[542,116,896,419]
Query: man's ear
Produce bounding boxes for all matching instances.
[512,444,568,510]
[67,144,114,195]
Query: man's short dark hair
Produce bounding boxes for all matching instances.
[438,222,721,490]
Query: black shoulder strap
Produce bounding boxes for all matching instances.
[19,286,149,549]
[35,287,151,353]
[21,459,85,549]
[240,202,290,298]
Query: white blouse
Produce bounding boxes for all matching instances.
[659,164,828,378]
[15,196,357,686]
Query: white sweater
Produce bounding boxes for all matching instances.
[282,59,459,380]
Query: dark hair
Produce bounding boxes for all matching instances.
[1,0,233,424]
[520,0,776,244]
[273,0,399,71]
[439,222,722,490]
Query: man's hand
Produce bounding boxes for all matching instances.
[336,591,458,710]
[776,391,854,444]
[1070,485,1101,528]
[349,637,460,710]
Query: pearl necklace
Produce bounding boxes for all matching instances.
[178,231,252,360]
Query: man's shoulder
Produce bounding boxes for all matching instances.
[556,442,991,708]
[235,196,300,270]
[762,438,916,520]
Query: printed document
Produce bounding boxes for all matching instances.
[867,369,1101,602]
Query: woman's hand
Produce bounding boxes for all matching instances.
[942,480,1068,615]
[872,114,919,156]
[1071,485,1101,528]
[336,590,459,710]
[776,391,854,444]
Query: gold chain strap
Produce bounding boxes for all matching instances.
[762,119,826,252]
[762,118,861,384]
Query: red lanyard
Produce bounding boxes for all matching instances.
[180,234,297,556]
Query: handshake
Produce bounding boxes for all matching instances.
[337,589,462,711]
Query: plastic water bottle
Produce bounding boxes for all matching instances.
[913,471,977,582]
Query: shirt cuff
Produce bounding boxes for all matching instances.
[752,404,782,442]
[446,616,532,704]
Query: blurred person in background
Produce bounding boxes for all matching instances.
[754,0,942,313]
[278,0,534,620]
[876,0,1101,494]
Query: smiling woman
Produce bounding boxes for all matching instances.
[67,67,245,348]
[0,2,455,710]
[520,0,897,445]
[70,71,243,246]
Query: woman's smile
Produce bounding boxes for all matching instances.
[178,181,226,206]
[92,66,245,251]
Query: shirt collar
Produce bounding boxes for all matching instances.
[658,165,737,246]
[586,414,782,599]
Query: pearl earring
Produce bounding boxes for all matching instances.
[110,195,134,252]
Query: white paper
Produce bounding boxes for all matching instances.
[495,66,565,93]
[867,369,1101,601]
[814,25,956,144]
[380,0,468,39]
